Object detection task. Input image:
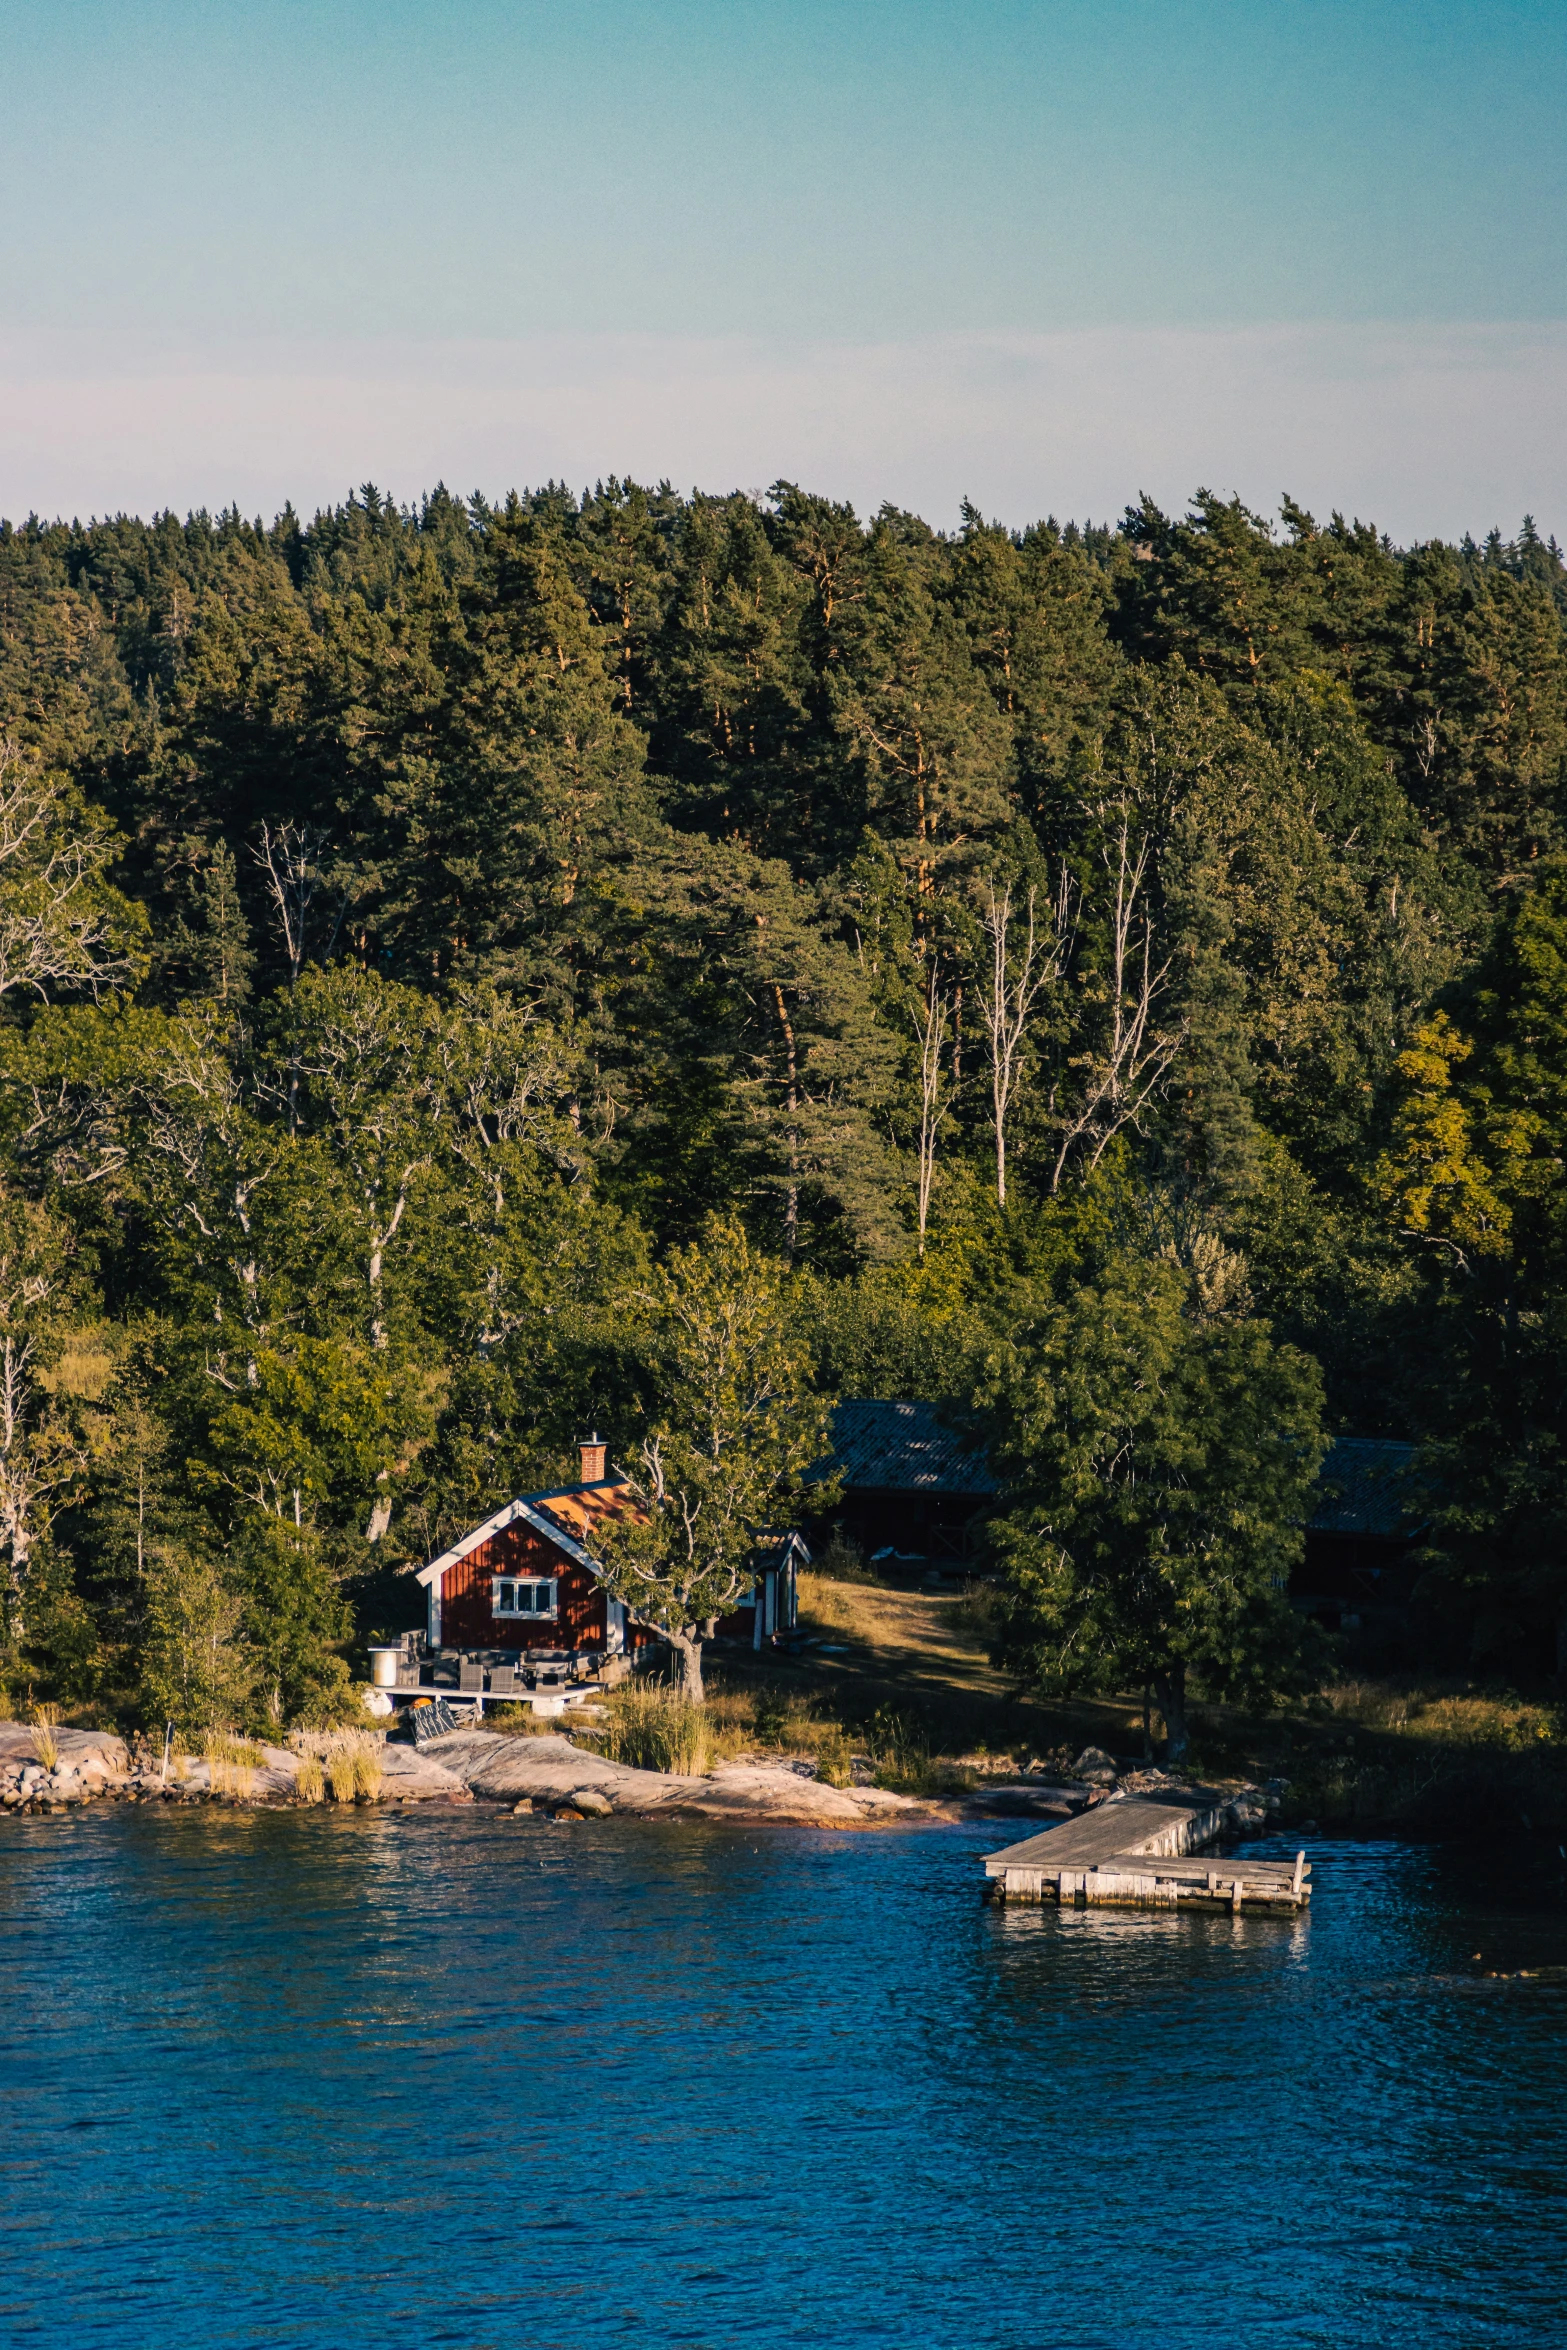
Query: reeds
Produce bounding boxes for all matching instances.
[326,1728,384,1801]
[287,1725,384,1802]
[865,1704,936,1794]
[29,1703,61,1771]
[348,1733,383,1801]
[595,1682,710,1776]
[203,1729,265,1800]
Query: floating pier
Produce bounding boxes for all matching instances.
[982,1791,1310,1915]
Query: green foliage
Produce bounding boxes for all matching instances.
[138,1544,255,1735]
[2,477,1566,1716]
[983,1246,1327,1754]
[592,1217,832,1697]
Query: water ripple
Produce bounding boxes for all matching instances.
[1,1811,1564,2347]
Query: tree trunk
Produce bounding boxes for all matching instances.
[1153,1664,1188,1765]
[668,1629,705,1704]
[1142,1682,1154,1762]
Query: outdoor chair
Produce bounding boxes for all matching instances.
[458,1661,484,1693]
[490,1666,517,1696]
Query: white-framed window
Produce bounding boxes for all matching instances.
[492,1576,558,1619]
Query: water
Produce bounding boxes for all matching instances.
[2,1809,1565,2349]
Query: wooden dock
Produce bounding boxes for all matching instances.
[983,1791,1310,1915]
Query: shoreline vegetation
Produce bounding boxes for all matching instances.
[6,1573,1560,1837]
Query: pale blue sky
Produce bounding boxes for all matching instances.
[1,1,1563,529]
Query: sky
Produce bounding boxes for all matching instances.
[1,0,1563,537]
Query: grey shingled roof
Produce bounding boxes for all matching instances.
[814,1398,999,1496]
[1308,1438,1426,1539]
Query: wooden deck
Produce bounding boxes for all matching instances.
[983,1792,1310,1915]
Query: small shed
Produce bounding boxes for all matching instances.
[717,1531,809,1649]
[809,1398,998,1563]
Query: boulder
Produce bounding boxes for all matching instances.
[0,1724,129,1778]
[569,1787,613,1817]
[1072,1746,1120,1783]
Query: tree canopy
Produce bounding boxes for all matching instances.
[1,479,1565,1729]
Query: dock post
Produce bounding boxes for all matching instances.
[1231,1876,1244,1915]
[1292,1850,1305,1898]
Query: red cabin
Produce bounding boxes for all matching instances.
[391,1437,806,1712]
[407,1438,651,1685]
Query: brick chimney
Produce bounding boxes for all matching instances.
[578,1431,608,1484]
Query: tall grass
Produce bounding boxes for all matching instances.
[349,1734,384,1800]
[292,1725,385,1801]
[1321,1681,1560,1749]
[204,1729,265,1800]
[595,1683,710,1775]
[483,1701,564,1735]
[866,1704,933,1792]
[29,1703,61,1770]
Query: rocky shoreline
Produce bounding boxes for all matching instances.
[0,1722,1277,1834]
[0,1721,945,1826]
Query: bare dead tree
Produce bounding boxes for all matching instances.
[910,957,954,1257]
[977,868,1073,1208]
[1049,803,1186,1192]
[253,822,353,987]
[0,739,142,1003]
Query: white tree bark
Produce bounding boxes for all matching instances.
[977,871,1072,1208]
[1049,804,1185,1191]
[0,740,141,1003]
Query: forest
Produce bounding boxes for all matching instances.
[1,475,1565,1737]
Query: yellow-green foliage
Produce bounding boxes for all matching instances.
[293,1755,325,1803]
[302,1727,385,1801]
[350,1736,383,1800]
[29,1704,61,1771]
[595,1683,711,1776]
[1322,1680,1561,1749]
[483,1702,559,1735]
[204,1728,265,1800]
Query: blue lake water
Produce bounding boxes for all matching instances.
[2,1807,1566,2349]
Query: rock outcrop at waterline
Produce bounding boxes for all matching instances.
[427,1729,928,1824]
[0,1723,936,1827]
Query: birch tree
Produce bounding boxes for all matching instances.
[977,870,1072,1207]
[1049,798,1186,1190]
[253,820,354,989]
